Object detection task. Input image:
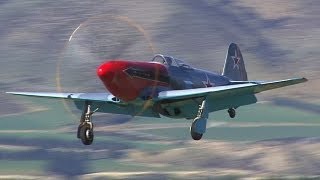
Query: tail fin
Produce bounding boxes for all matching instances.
[222,43,248,81]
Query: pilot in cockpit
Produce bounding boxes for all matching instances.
[164,56,173,66]
[151,54,176,67]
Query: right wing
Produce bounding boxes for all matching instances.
[155,77,307,101]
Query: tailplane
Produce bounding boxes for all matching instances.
[222,43,248,81]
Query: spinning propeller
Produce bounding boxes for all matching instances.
[57,15,157,124]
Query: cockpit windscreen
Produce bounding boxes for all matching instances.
[151,54,192,69]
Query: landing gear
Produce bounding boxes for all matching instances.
[78,123,93,145]
[228,108,236,118]
[190,99,208,140]
[77,101,97,145]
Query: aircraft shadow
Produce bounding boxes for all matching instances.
[0,136,132,178]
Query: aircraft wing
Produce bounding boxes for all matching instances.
[6,92,164,117]
[155,77,307,101]
[5,92,121,104]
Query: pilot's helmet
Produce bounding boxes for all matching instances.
[165,57,173,66]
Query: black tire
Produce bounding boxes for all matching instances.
[228,108,236,118]
[79,124,94,145]
[191,131,203,140]
[190,120,203,140]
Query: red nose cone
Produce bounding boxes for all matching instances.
[97,61,114,81]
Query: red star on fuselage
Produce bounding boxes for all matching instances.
[202,73,214,87]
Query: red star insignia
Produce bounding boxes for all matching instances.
[231,49,241,69]
[202,73,214,87]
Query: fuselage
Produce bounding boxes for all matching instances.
[97,55,230,102]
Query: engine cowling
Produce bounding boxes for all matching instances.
[97,60,169,102]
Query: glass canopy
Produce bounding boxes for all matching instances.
[150,54,192,69]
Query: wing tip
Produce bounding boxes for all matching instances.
[295,77,308,84]
[301,77,308,82]
[6,92,16,94]
[5,92,33,96]
[6,92,29,95]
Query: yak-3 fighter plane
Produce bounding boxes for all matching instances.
[7,43,307,145]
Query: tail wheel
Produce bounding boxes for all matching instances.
[79,123,94,145]
[228,108,236,118]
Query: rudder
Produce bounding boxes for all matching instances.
[222,43,248,81]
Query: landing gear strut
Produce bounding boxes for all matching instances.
[77,101,97,145]
[190,98,208,140]
[228,108,236,118]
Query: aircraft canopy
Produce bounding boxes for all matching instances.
[151,54,192,69]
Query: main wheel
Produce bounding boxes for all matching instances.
[79,124,94,145]
[190,125,203,140]
[228,108,236,118]
[191,131,203,140]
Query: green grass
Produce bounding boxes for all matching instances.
[131,102,320,125]
[213,103,320,123]
[141,125,320,142]
[89,159,154,172]
[2,98,320,143]
[0,132,75,141]
[0,160,46,175]
[89,159,188,172]
[0,97,319,177]
[0,113,73,130]
[135,102,320,142]
[129,141,177,152]
[0,99,76,130]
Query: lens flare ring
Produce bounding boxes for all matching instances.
[56,15,157,119]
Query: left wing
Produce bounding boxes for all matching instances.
[6,92,163,117]
[155,77,307,101]
[6,92,121,104]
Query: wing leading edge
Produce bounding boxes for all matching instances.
[6,78,307,103]
[155,77,307,101]
[5,92,121,104]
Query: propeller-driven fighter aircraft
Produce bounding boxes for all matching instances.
[7,43,307,145]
